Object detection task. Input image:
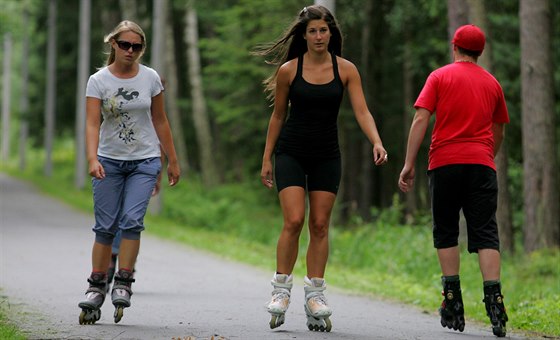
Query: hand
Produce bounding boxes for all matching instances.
[261,160,274,189]
[88,159,105,179]
[398,165,415,192]
[373,144,388,166]
[167,162,180,187]
[152,173,162,196]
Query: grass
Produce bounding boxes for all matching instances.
[1,143,559,338]
[0,296,26,340]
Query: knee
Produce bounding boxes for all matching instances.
[309,219,329,239]
[283,216,305,236]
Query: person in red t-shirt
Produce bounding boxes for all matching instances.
[398,24,509,337]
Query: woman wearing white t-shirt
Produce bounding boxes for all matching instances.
[78,20,180,325]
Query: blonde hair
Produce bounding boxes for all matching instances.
[103,20,146,65]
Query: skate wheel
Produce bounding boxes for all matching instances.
[79,309,101,325]
[114,306,124,323]
[79,310,86,325]
[325,317,332,332]
[492,325,506,337]
[269,314,285,329]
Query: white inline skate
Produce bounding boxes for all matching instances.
[267,273,293,329]
[304,276,332,332]
[78,272,107,325]
[111,269,135,323]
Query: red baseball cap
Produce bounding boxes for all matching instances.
[452,24,485,52]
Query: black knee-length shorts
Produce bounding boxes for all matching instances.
[274,153,341,194]
[428,164,500,253]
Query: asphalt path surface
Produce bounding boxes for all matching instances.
[0,173,529,339]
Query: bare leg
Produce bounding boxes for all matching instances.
[478,248,501,281]
[307,191,336,278]
[92,242,112,273]
[276,187,306,275]
[437,246,460,276]
[118,238,141,271]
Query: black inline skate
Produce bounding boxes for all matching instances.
[439,276,465,332]
[111,269,135,323]
[483,282,508,337]
[78,272,107,325]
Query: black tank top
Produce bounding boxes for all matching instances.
[276,53,344,159]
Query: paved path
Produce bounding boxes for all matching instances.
[0,173,528,339]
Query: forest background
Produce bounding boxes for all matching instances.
[0,0,559,337]
[1,0,558,253]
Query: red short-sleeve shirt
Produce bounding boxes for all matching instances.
[414,62,509,170]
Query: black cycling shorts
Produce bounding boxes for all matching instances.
[274,153,341,194]
[428,164,500,253]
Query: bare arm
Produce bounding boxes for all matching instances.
[85,97,104,179]
[343,59,387,165]
[260,62,292,189]
[492,123,505,156]
[151,92,180,186]
[398,107,431,192]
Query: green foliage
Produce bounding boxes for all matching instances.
[197,0,302,176]
[3,0,558,219]
[161,176,283,246]
[0,296,26,340]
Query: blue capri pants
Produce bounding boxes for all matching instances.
[92,156,161,245]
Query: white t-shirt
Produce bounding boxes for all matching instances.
[85,64,164,160]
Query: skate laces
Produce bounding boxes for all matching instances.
[307,291,328,306]
[306,292,331,317]
[269,289,290,310]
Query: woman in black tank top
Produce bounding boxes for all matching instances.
[254,5,388,331]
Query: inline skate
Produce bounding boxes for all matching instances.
[111,268,135,323]
[303,276,332,332]
[439,276,465,332]
[267,273,293,329]
[483,282,508,337]
[78,272,107,325]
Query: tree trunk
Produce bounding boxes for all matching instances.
[1,33,12,162]
[148,0,167,215]
[314,0,335,13]
[185,0,218,187]
[447,0,469,61]
[118,0,138,21]
[467,0,514,253]
[402,15,416,224]
[166,8,189,173]
[358,0,373,220]
[18,8,30,171]
[44,0,57,177]
[74,0,91,189]
[520,0,560,252]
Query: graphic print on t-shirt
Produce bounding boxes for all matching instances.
[104,87,140,145]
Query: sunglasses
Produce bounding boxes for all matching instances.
[116,40,144,52]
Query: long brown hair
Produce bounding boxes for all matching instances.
[103,20,146,66]
[253,5,343,100]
